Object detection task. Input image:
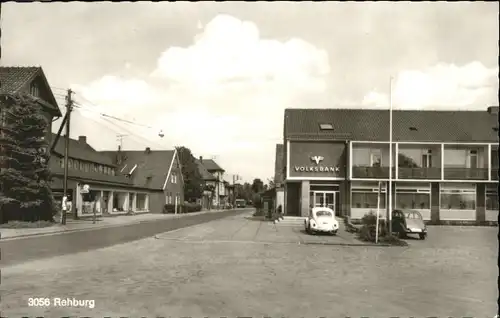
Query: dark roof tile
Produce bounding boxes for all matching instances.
[195,159,217,181]
[51,133,114,166]
[199,158,224,172]
[285,108,499,143]
[101,149,175,190]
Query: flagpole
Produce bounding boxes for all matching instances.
[388,76,394,235]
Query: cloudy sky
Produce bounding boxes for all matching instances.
[1,2,498,183]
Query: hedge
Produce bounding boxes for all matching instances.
[163,203,202,214]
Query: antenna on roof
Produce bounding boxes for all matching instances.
[116,134,128,150]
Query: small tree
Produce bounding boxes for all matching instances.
[177,146,203,202]
[0,94,56,223]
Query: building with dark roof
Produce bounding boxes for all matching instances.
[0,66,63,153]
[50,133,183,217]
[101,147,184,214]
[274,144,285,210]
[195,156,227,209]
[282,107,499,224]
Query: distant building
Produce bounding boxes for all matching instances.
[196,156,226,209]
[274,144,285,211]
[282,107,499,225]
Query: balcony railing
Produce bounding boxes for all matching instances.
[491,168,499,181]
[398,167,441,180]
[443,168,488,180]
[352,166,391,179]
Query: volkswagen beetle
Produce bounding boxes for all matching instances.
[305,207,339,235]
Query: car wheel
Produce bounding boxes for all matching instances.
[331,231,337,236]
[398,231,407,239]
[419,233,426,240]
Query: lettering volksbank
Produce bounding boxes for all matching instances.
[294,155,340,173]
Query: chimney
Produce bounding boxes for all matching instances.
[78,136,87,144]
[145,147,151,154]
[487,106,499,115]
[199,156,203,162]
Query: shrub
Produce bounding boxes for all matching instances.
[380,234,408,246]
[163,203,202,214]
[183,202,202,213]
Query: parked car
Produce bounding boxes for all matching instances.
[305,207,339,235]
[235,199,246,208]
[392,209,427,240]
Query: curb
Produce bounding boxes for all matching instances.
[0,209,246,241]
[300,241,393,247]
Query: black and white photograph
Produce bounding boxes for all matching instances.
[0,1,498,317]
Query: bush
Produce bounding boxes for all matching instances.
[162,203,202,214]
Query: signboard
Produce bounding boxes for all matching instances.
[80,184,90,194]
[288,141,346,178]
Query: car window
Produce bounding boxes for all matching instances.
[406,212,422,220]
[316,211,332,217]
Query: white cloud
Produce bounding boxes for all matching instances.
[362,61,499,109]
[67,14,329,181]
[151,14,330,88]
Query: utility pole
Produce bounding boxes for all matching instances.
[62,89,73,225]
[232,174,239,207]
[116,134,128,150]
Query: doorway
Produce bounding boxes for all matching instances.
[313,191,336,213]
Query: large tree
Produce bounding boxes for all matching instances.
[251,178,265,194]
[176,146,203,202]
[0,94,56,223]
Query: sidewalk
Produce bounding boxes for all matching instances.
[0,209,242,240]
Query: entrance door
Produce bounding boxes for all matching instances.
[313,191,336,214]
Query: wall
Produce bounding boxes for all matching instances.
[275,188,284,211]
[288,141,347,178]
[164,154,184,204]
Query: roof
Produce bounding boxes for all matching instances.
[100,149,176,190]
[284,108,499,143]
[274,144,284,185]
[51,133,114,166]
[195,159,217,181]
[0,66,62,116]
[199,158,225,172]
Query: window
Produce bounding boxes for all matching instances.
[83,163,89,172]
[60,158,64,168]
[68,159,73,169]
[111,169,116,176]
[319,123,334,130]
[104,167,108,175]
[486,185,498,211]
[351,187,386,209]
[440,184,476,210]
[466,150,478,168]
[30,83,39,97]
[171,173,177,183]
[421,150,432,168]
[370,150,382,167]
[79,161,83,170]
[396,189,430,209]
[98,165,103,173]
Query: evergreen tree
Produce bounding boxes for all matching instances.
[0,94,56,223]
[176,146,203,202]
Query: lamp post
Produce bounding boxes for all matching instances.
[388,76,394,235]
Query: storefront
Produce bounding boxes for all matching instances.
[284,140,349,217]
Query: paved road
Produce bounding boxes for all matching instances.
[0,209,251,266]
[1,213,496,317]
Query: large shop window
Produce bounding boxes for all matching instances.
[396,188,430,209]
[486,185,499,211]
[440,184,476,210]
[136,193,148,211]
[352,187,386,209]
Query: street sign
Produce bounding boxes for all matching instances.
[80,184,90,194]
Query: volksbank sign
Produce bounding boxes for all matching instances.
[294,155,340,173]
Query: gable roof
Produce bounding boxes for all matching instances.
[51,133,114,166]
[274,144,284,185]
[195,159,217,181]
[0,66,62,116]
[100,149,176,190]
[284,108,499,143]
[199,158,225,172]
